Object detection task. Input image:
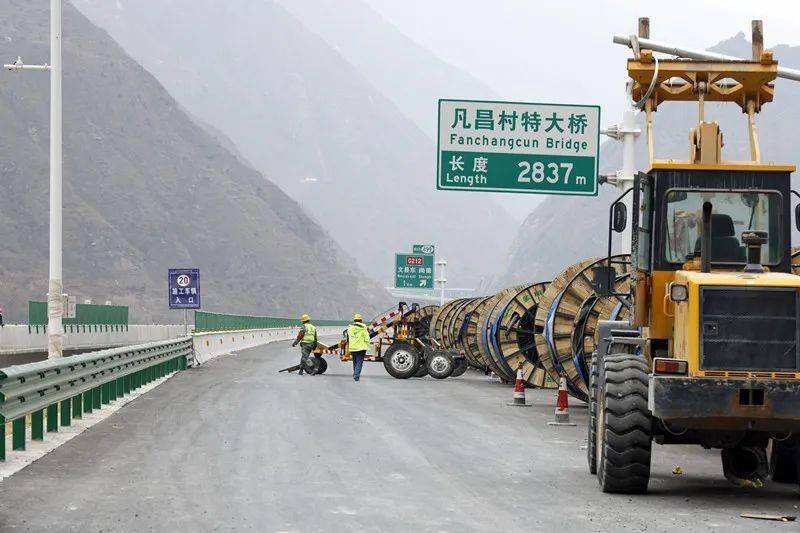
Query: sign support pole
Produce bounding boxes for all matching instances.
[436,259,447,306]
[184,309,188,336]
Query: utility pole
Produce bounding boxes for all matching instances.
[5,0,64,357]
[435,259,447,306]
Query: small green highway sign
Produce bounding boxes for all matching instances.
[412,244,435,255]
[437,99,600,196]
[395,253,434,289]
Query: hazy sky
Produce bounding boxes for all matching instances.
[365,0,799,126]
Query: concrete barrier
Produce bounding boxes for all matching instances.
[0,325,186,357]
[191,327,342,365]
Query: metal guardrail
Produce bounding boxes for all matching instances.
[0,337,191,461]
[194,311,348,332]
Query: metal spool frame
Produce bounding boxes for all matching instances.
[483,282,551,386]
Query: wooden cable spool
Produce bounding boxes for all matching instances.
[413,304,439,340]
[534,257,600,400]
[792,246,800,275]
[476,286,524,381]
[429,299,462,345]
[441,298,473,348]
[461,296,494,369]
[481,282,551,387]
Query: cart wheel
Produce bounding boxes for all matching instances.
[427,350,455,379]
[314,356,328,375]
[451,356,468,377]
[302,358,319,375]
[383,341,422,379]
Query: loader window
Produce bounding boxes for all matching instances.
[664,190,781,265]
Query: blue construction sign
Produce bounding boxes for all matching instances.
[168,268,201,309]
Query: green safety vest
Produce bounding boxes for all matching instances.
[347,322,370,352]
[300,323,317,344]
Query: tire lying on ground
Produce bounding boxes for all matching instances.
[383,340,422,379]
[314,356,328,375]
[426,350,455,379]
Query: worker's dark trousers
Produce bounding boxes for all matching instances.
[300,343,314,371]
[351,350,366,379]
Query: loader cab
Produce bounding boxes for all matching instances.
[630,163,795,341]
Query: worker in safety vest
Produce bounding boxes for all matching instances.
[292,314,317,375]
[347,314,370,381]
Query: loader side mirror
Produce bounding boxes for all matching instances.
[612,202,627,233]
[795,203,800,232]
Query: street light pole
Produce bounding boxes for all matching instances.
[5,1,63,357]
[48,0,64,358]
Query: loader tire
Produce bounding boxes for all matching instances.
[383,341,421,379]
[770,440,800,484]
[427,350,455,379]
[451,356,468,377]
[314,356,328,375]
[587,351,598,475]
[596,353,652,494]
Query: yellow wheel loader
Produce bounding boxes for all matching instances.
[588,20,800,493]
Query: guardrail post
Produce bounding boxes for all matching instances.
[72,394,82,419]
[32,410,44,440]
[83,390,93,413]
[46,404,58,432]
[117,377,124,397]
[109,379,117,402]
[12,418,25,450]
[123,374,130,394]
[93,386,101,410]
[101,382,110,405]
[0,421,5,461]
[60,399,71,427]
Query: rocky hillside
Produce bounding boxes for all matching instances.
[72,0,518,289]
[495,33,800,288]
[0,0,389,322]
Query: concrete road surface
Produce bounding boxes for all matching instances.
[0,339,798,532]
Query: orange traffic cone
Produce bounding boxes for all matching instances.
[548,375,576,426]
[506,364,531,407]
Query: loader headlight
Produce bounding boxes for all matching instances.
[669,283,688,302]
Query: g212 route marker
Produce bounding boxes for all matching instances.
[437,99,600,196]
[395,254,434,289]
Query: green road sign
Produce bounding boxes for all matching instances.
[412,244,435,255]
[437,99,600,196]
[395,253,434,289]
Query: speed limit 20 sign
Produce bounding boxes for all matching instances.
[395,254,434,289]
[168,268,201,309]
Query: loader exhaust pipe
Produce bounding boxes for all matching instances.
[701,202,712,273]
